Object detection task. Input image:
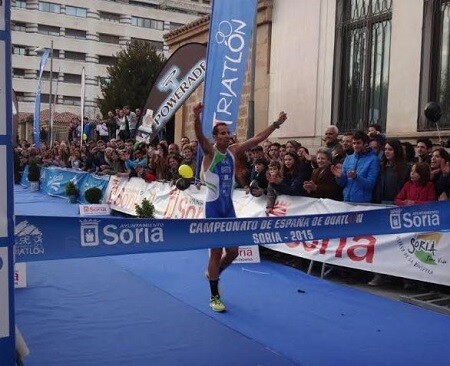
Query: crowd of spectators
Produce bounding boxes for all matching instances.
[14,109,450,290]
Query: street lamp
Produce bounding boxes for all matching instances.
[34,40,54,146]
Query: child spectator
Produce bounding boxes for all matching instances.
[246,158,268,197]
[394,162,436,205]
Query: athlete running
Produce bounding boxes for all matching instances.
[193,102,287,312]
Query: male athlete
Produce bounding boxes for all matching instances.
[193,102,287,312]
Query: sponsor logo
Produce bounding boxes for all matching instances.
[389,209,440,230]
[136,60,206,144]
[397,233,447,274]
[80,220,164,247]
[212,19,249,126]
[14,221,45,257]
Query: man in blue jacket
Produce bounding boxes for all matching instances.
[331,130,379,203]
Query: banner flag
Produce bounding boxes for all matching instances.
[33,48,50,148]
[80,67,85,145]
[135,43,207,144]
[201,0,258,138]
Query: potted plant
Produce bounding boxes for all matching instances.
[65,181,79,204]
[28,159,40,192]
[135,198,155,218]
[84,187,103,204]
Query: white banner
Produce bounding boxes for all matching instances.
[104,177,450,285]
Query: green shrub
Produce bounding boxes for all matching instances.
[135,198,155,218]
[65,181,79,196]
[84,187,103,204]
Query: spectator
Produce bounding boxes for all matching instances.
[267,142,282,162]
[430,147,450,201]
[303,148,342,200]
[332,130,380,203]
[341,132,354,156]
[323,126,345,164]
[106,110,118,140]
[165,153,182,182]
[394,162,436,205]
[415,137,433,164]
[402,141,416,163]
[123,106,137,139]
[247,158,268,197]
[373,138,410,204]
[265,152,306,215]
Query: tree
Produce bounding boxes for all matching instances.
[98,40,166,116]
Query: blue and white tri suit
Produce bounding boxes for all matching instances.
[202,147,236,218]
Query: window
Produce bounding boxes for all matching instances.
[131,38,163,51]
[12,68,26,78]
[38,1,60,13]
[63,96,81,106]
[98,56,115,65]
[40,71,59,80]
[332,0,392,132]
[97,76,111,85]
[13,22,27,32]
[65,51,86,61]
[40,94,50,103]
[63,73,82,84]
[15,92,25,102]
[420,0,450,130]
[12,45,27,55]
[99,11,120,22]
[99,33,120,44]
[38,24,60,36]
[131,16,164,30]
[16,1,27,9]
[65,28,87,39]
[129,1,158,8]
[66,6,87,18]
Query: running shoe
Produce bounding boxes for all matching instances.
[209,295,226,312]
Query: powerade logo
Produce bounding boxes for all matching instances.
[389,209,440,230]
[80,220,164,247]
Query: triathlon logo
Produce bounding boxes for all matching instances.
[80,220,100,247]
[15,221,45,257]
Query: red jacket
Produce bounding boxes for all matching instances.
[394,181,436,206]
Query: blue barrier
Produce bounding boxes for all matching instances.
[21,166,109,204]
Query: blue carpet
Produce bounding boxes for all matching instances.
[111,251,450,366]
[13,186,450,365]
[15,257,298,366]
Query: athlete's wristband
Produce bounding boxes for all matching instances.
[272,121,281,129]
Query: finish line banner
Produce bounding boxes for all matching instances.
[15,201,450,263]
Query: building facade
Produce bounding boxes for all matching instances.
[11,0,211,140]
[167,0,450,150]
